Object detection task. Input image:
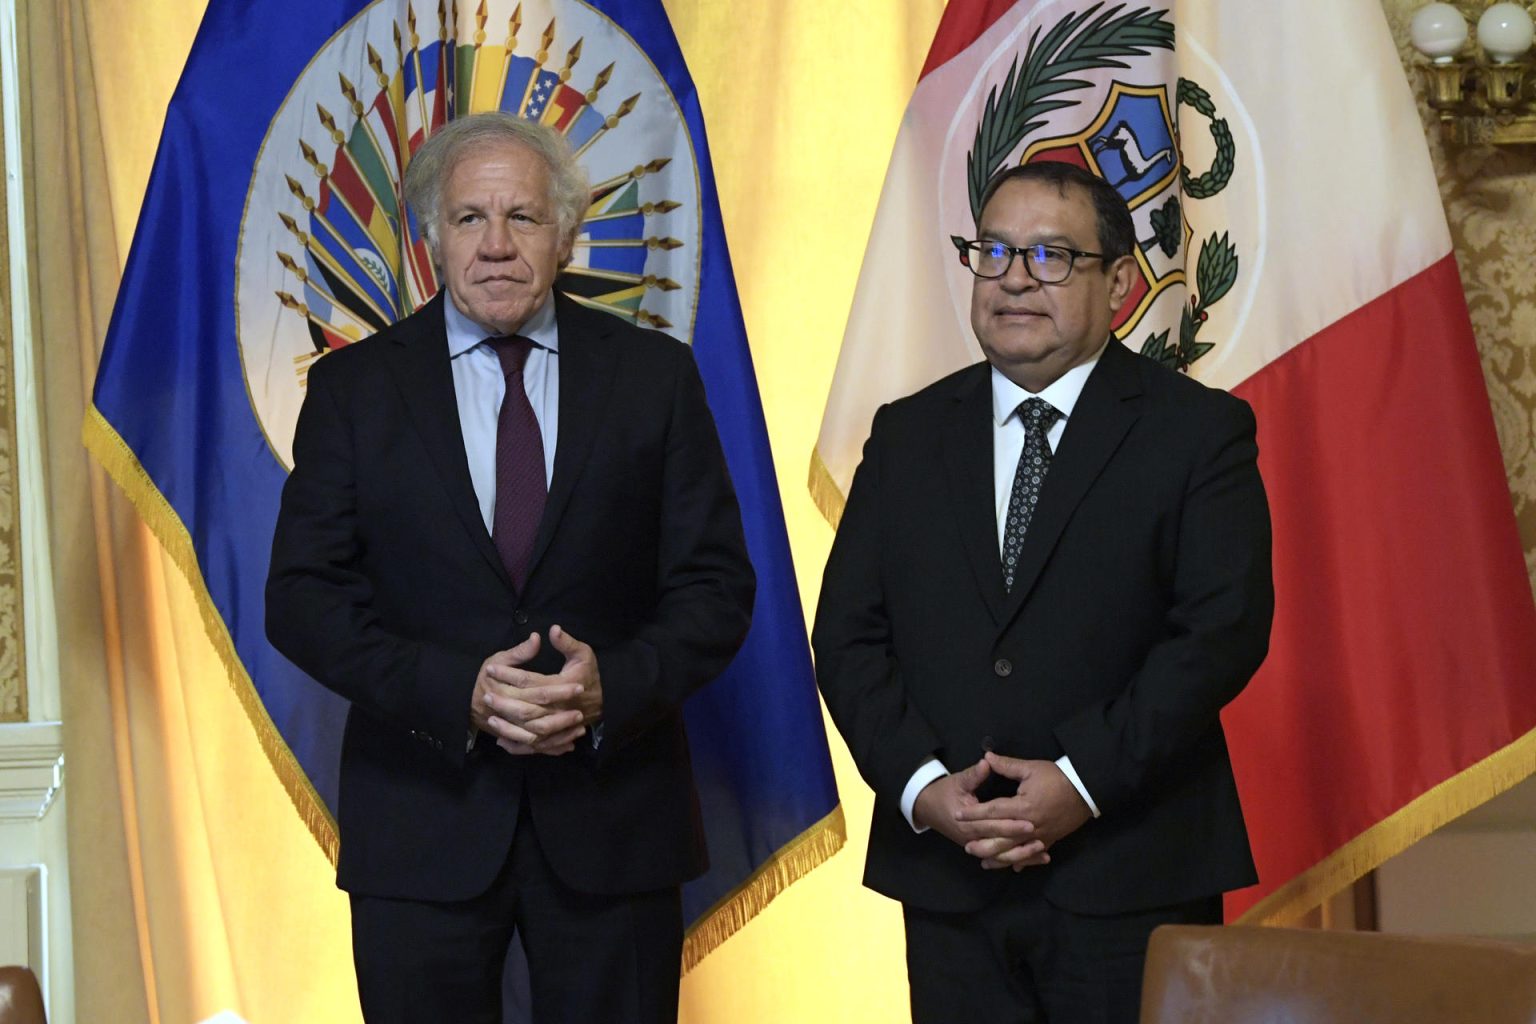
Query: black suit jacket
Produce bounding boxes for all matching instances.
[266,293,754,903]
[812,340,1272,915]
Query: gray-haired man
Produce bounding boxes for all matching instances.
[267,112,754,1023]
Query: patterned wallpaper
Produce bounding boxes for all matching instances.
[0,94,21,721]
[1385,0,1536,602]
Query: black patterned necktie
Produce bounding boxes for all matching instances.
[1002,397,1060,593]
[487,336,546,590]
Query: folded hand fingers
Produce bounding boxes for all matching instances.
[954,797,1034,823]
[486,663,563,689]
[981,841,1049,870]
[486,686,583,720]
[955,817,1036,843]
[486,708,584,743]
[497,723,586,757]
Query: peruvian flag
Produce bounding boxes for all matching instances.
[810,0,1536,922]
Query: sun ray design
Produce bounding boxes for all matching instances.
[276,2,683,372]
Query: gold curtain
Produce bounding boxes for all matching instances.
[26,0,163,1018]
[36,1,356,1021]
[666,5,944,1018]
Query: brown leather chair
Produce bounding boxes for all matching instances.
[1142,924,1536,1024]
[0,967,44,1024]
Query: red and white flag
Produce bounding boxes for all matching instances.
[811,0,1536,921]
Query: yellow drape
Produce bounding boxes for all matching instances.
[53,1,943,1021]
[669,5,943,1019]
[44,5,361,1021]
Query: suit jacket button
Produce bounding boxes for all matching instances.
[994,658,1013,677]
[513,610,529,625]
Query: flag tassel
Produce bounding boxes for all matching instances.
[682,804,847,972]
[806,447,846,530]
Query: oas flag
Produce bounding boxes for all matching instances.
[814,0,1536,921]
[88,0,842,977]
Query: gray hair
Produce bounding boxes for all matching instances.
[402,112,590,253]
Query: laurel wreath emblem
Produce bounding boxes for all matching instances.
[1142,78,1239,371]
[1176,78,1235,199]
[964,3,1245,374]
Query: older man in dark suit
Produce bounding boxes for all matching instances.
[266,111,753,1024]
[813,160,1273,1023]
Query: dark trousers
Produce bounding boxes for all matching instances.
[904,887,1221,1024]
[350,809,683,1024]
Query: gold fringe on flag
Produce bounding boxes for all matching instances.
[682,804,847,972]
[807,447,847,530]
[82,405,341,865]
[1238,724,1536,925]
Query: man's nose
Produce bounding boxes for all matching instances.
[999,254,1039,293]
[479,218,516,258]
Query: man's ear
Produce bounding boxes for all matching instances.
[1106,254,1137,314]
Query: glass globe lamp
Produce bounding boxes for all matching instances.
[1411,3,1470,62]
[1477,2,1536,62]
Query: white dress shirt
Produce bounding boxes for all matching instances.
[900,346,1109,832]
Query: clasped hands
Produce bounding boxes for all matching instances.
[912,752,1092,871]
[470,625,603,756]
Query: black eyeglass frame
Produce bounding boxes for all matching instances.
[949,234,1109,283]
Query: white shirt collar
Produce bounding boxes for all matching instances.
[990,338,1111,426]
[444,290,560,359]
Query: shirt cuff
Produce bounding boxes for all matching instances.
[1055,755,1101,818]
[900,757,951,834]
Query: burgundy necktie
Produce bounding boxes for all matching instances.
[487,336,546,590]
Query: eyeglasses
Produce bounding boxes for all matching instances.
[950,235,1107,284]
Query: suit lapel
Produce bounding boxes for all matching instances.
[383,294,513,588]
[1000,341,1144,624]
[942,366,1009,625]
[522,294,618,584]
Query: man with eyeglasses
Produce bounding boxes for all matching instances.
[813,160,1273,1023]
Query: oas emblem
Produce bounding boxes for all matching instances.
[235,0,702,467]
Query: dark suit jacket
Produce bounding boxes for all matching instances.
[266,292,754,903]
[812,340,1272,916]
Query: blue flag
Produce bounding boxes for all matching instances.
[88,0,842,967]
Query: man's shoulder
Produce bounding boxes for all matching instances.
[373,295,445,346]
[881,362,989,419]
[555,291,691,365]
[306,298,440,393]
[1119,343,1253,423]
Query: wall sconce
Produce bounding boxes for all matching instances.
[1411,2,1536,143]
